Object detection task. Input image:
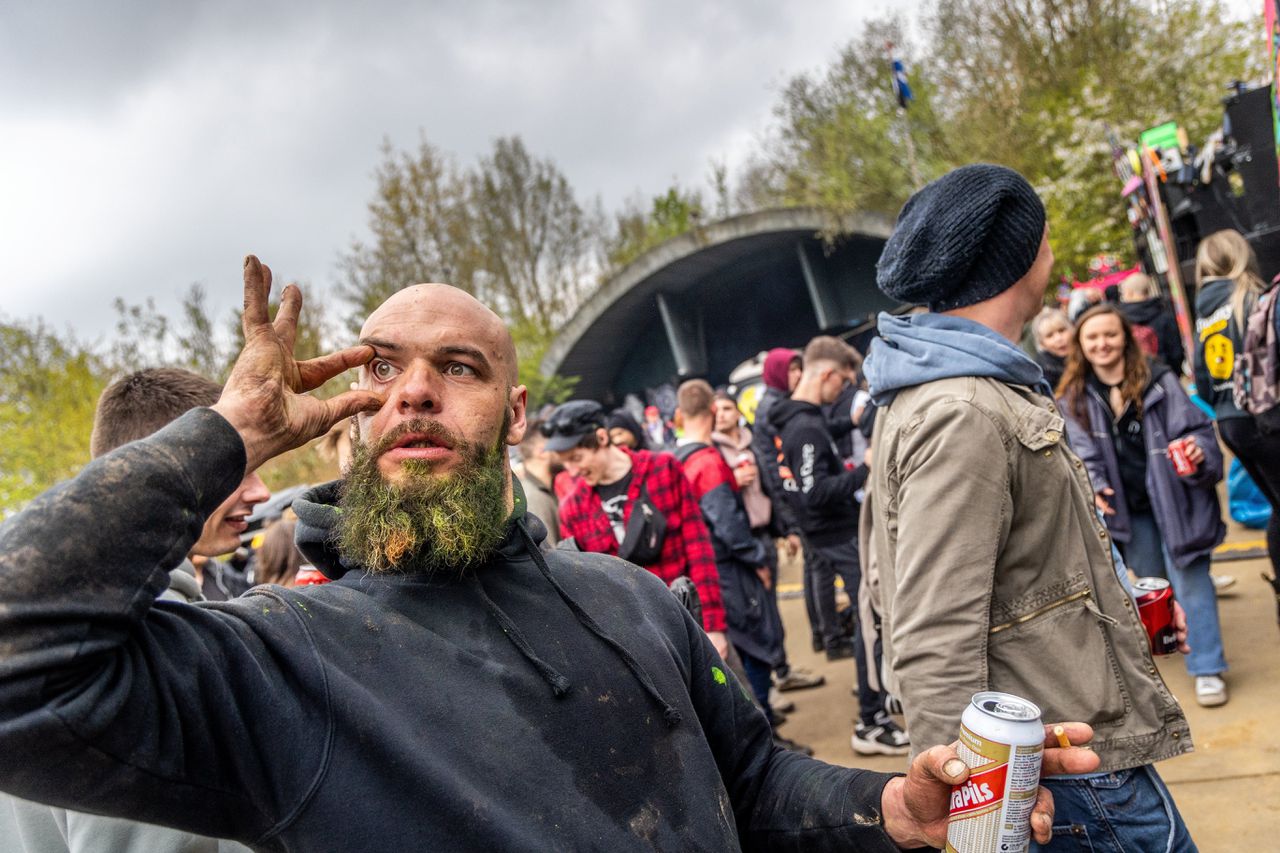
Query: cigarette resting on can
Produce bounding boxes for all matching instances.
[1054,725,1070,749]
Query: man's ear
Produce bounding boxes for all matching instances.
[505,385,529,446]
[596,426,611,448]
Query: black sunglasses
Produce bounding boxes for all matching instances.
[540,401,605,438]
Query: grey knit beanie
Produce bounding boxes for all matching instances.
[875,164,1046,312]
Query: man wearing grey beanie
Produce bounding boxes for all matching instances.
[864,164,1198,850]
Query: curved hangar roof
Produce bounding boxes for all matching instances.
[542,206,901,403]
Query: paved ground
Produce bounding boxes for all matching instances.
[769,523,1278,851]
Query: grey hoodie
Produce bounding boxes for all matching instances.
[864,312,1050,404]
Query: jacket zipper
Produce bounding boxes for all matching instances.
[989,588,1091,635]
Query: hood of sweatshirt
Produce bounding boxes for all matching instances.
[1118,298,1165,326]
[1194,277,1234,318]
[864,311,1050,404]
[290,476,682,725]
[761,348,800,392]
[161,559,205,603]
[766,396,822,433]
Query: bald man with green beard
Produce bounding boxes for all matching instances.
[0,256,1098,851]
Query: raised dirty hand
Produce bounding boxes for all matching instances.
[212,255,385,473]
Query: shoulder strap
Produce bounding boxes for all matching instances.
[673,442,710,464]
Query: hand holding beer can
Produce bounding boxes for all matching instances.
[946,692,1043,853]
[1133,577,1179,655]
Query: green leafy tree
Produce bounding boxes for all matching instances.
[176,284,223,380]
[339,136,476,334]
[339,134,596,405]
[756,17,950,222]
[926,0,1263,277]
[0,320,106,511]
[749,1,1263,277]
[606,184,705,269]
[469,136,604,333]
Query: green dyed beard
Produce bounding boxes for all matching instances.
[338,417,510,575]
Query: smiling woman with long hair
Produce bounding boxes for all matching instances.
[1057,304,1230,707]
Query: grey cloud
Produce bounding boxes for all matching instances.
[0,0,908,342]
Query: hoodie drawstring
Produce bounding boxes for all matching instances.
[469,572,572,697]
[517,521,683,728]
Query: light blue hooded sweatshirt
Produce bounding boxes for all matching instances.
[863,312,1051,405]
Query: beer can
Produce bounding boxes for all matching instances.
[946,691,1044,853]
[1134,577,1178,655]
[1168,437,1197,477]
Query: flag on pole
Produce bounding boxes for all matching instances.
[890,56,913,109]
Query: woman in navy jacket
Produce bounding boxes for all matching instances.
[1058,305,1229,707]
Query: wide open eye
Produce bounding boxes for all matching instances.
[444,362,476,377]
[370,359,399,382]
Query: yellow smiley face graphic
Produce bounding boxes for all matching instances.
[1205,333,1234,380]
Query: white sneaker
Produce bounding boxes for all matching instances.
[769,687,796,713]
[1195,675,1228,707]
[1211,574,1237,595]
[851,717,911,756]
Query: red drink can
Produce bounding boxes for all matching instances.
[1133,577,1178,655]
[1168,437,1197,477]
[294,565,330,587]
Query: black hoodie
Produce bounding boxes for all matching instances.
[768,398,867,546]
[0,408,905,852]
[1119,297,1185,375]
[1193,277,1247,420]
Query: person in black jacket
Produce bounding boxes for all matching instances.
[0,255,1099,851]
[770,336,908,757]
[750,348,819,656]
[1194,230,1280,585]
[1118,271,1186,375]
[1031,306,1072,392]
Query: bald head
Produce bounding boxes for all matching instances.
[361,284,518,384]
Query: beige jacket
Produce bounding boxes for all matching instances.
[870,375,1191,772]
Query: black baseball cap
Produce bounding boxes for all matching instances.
[541,400,607,452]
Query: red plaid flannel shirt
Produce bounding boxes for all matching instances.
[559,449,726,632]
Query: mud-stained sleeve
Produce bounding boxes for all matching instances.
[679,608,902,852]
[0,408,321,846]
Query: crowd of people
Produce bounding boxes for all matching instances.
[0,162,1275,851]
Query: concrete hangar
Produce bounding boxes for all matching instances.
[541,207,904,407]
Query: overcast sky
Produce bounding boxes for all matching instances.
[0,0,1263,346]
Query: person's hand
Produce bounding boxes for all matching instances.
[734,463,758,488]
[1173,601,1191,654]
[863,446,873,468]
[784,534,802,559]
[880,723,1100,849]
[707,631,730,660]
[211,255,385,472]
[756,567,773,591]
[1094,488,1115,516]
[1182,437,1205,467]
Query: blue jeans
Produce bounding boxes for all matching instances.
[737,647,775,726]
[1034,765,1197,852]
[1124,511,1227,677]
